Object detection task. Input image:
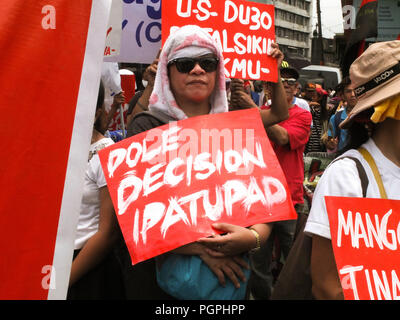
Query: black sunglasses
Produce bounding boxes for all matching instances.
[281,78,297,86]
[168,57,219,73]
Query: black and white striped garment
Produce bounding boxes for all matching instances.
[305,106,326,154]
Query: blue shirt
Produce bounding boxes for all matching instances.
[328,109,348,151]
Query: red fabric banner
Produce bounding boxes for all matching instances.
[326,196,400,300]
[161,0,277,82]
[0,0,110,299]
[99,108,297,265]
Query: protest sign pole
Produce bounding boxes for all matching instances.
[119,104,126,138]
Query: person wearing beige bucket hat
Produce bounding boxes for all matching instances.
[340,40,400,129]
[300,40,400,299]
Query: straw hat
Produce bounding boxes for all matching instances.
[340,40,400,129]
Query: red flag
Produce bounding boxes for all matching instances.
[0,0,111,299]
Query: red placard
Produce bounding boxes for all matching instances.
[161,0,277,82]
[120,72,136,104]
[108,71,135,132]
[325,196,400,300]
[99,109,296,265]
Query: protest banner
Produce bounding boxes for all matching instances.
[325,196,400,300]
[98,108,297,265]
[161,0,277,82]
[120,69,136,104]
[104,0,161,64]
[104,0,123,57]
[0,0,111,299]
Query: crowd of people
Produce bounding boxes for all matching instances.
[67,25,400,300]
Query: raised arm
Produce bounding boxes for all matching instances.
[126,51,160,125]
[259,43,289,127]
[229,43,289,128]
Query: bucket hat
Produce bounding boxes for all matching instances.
[340,40,400,128]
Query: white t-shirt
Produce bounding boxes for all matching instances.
[293,97,310,113]
[264,97,312,127]
[305,138,400,240]
[263,97,310,112]
[74,138,114,249]
[293,97,313,128]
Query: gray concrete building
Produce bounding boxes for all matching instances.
[249,0,314,67]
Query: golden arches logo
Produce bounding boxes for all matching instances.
[281,61,289,68]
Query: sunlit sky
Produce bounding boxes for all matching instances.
[312,0,344,38]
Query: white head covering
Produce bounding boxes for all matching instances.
[148,25,228,120]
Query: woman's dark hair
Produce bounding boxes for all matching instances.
[339,108,376,155]
[94,81,105,133]
[335,76,351,96]
[319,94,329,122]
[97,80,105,111]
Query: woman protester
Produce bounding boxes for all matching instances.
[120,25,289,299]
[304,40,400,299]
[68,81,124,299]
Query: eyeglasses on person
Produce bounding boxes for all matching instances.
[281,78,297,86]
[168,56,219,73]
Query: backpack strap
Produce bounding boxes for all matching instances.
[358,147,388,199]
[344,157,369,198]
[330,155,369,197]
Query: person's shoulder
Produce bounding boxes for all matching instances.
[292,104,309,113]
[127,90,144,112]
[328,154,360,171]
[341,108,349,119]
[305,152,364,238]
[320,151,366,189]
[294,97,310,109]
[100,136,115,146]
[90,137,114,153]
[291,105,312,121]
[127,111,167,137]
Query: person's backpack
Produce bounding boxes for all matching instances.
[271,154,369,300]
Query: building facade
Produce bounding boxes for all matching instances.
[250,0,314,64]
